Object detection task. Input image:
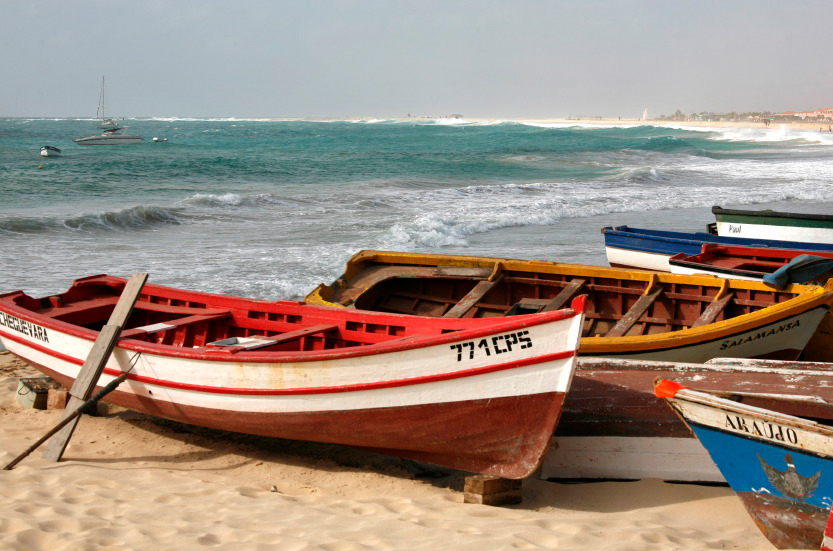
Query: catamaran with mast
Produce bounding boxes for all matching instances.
[74,76,143,145]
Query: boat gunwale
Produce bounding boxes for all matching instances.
[712,206,833,223]
[664,386,833,458]
[0,277,585,363]
[602,225,833,255]
[0,329,579,396]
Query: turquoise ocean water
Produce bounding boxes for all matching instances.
[1,117,832,300]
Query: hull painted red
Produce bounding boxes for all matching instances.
[25,358,564,479]
[737,491,827,550]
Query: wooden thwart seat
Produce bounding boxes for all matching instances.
[207,324,338,353]
[47,296,230,321]
[606,284,664,338]
[120,311,233,339]
[443,274,505,318]
[691,291,735,328]
[541,279,586,312]
[505,279,587,316]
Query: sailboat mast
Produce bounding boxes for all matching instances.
[97,77,106,120]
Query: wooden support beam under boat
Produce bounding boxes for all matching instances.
[605,274,663,338]
[691,279,734,328]
[463,474,522,506]
[443,265,505,318]
[42,273,148,462]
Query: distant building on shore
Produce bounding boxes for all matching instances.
[776,107,833,121]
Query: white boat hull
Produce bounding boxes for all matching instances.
[541,436,723,482]
[604,245,672,271]
[715,221,833,245]
[669,263,761,281]
[74,134,143,145]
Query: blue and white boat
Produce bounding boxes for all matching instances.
[656,378,833,549]
[601,225,833,272]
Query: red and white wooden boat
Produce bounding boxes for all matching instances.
[0,275,586,479]
[669,243,833,283]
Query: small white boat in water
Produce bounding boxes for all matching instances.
[39,146,62,157]
[152,137,168,142]
[74,127,143,145]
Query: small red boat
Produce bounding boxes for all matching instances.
[0,275,586,478]
[669,243,833,284]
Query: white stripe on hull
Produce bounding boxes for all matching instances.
[716,221,833,245]
[669,390,833,457]
[605,246,671,271]
[670,264,761,281]
[5,339,575,413]
[592,307,827,363]
[541,436,724,482]
[0,310,581,413]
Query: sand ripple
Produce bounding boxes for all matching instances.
[0,354,774,550]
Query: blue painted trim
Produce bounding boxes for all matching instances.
[602,226,833,256]
[690,422,833,511]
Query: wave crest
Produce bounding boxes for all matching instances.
[0,205,184,235]
[64,205,183,231]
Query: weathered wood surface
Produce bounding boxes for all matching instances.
[443,274,504,318]
[42,273,148,461]
[463,474,522,506]
[558,357,833,439]
[605,285,664,338]
[541,278,586,312]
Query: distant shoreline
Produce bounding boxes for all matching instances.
[264,116,833,133]
[495,117,833,132]
[7,115,833,133]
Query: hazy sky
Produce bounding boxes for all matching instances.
[3,0,832,119]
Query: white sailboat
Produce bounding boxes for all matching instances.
[74,76,143,145]
[96,77,120,129]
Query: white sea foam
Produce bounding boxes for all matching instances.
[519,121,643,130]
[4,118,833,300]
[184,193,245,207]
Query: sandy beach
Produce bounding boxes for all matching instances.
[0,351,781,551]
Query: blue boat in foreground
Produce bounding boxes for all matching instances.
[602,225,833,272]
[655,378,833,549]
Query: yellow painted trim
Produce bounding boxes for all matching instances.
[305,250,833,355]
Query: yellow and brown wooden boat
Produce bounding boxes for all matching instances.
[307,250,833,363]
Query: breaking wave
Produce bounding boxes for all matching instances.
[0,205,184,235]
